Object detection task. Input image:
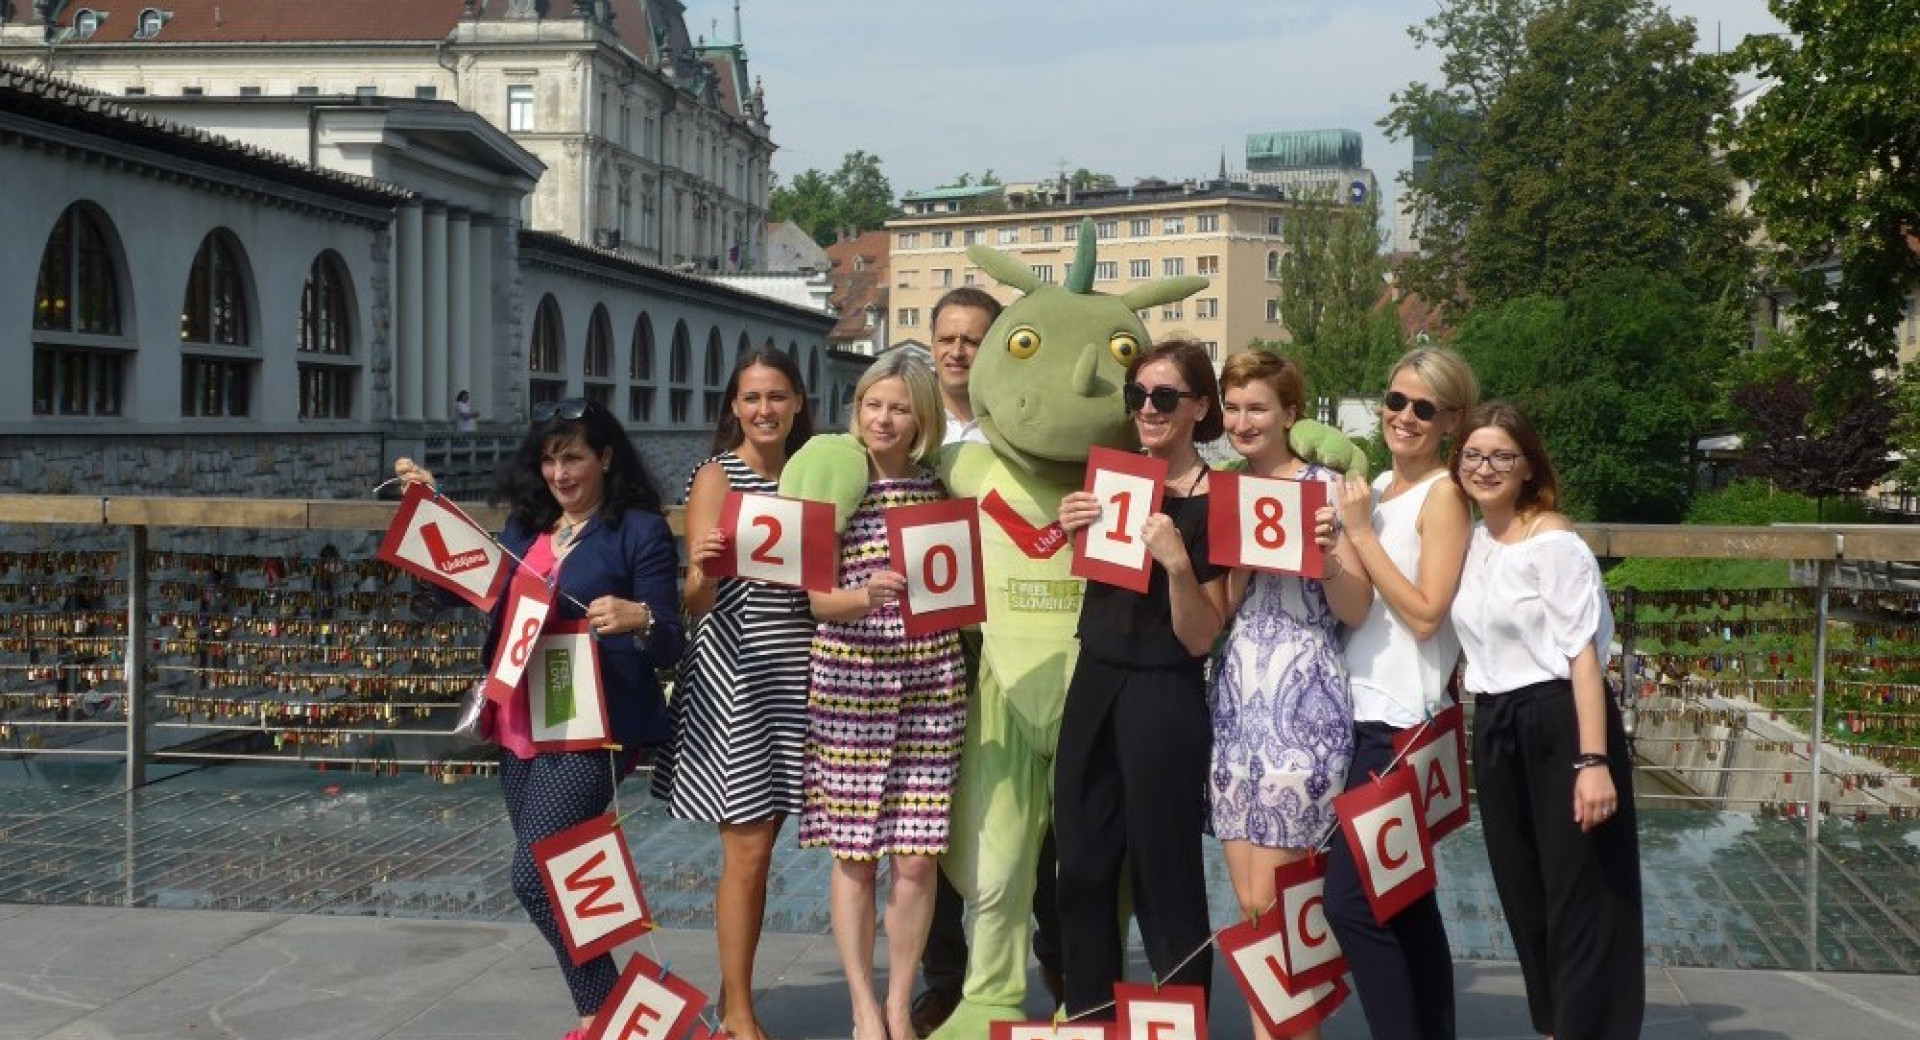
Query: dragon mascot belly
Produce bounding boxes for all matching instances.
[782,219,1362,1034]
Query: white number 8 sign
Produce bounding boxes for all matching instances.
[1209,471,1328,579]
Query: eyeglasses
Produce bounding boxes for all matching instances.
[1459,449,1523,473]
[532,397,593,422]
[1383,390,1450,422]
[1124,383,1203,414]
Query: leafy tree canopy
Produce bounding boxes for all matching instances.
[1730,375,1894,513]
[1264,188,1406,400]
[770,150,895,246]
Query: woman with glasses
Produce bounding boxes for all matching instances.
[650,347,814,1040]
[789,352,966,1040]
[1053,338,1229,1021]
[1211,350,1372,1040]
[394,397,684,1040]
[1449,402,1641,1040]
[1320,346,1477,1040]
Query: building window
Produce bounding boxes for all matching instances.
[585,306,614,412]
[1095,221,1118,240]
[1163,216,1186,235]
[1203,340,1220,359]
[181,233,249,347]
[897,269,917,289]
[963,269,978,286]
[1196,298,1219,319]
[182,86,203,97]
[899,231,920,249]
[630,315,655,423]
[238,86,261,97]
[1031,265,1054,283]
[1129,218,1150,237]
[355,85,377,98]
[33,204,128,417]
[1063,223,1078,241]
[1197,213,1220,232]
[1267,215,1286,236]
[1163,257,1186,277]
[1031,225,1052,243]
[934,268,954,288]
[415,85,438,100]
[181,357,252,418]
[997,228,1019,245]
[1129,259,1151,279]
[1197,255,1220,275]
[1094,260,1118,282]
[298,252,354,420]
[529,295,565,406]
[74,9,101,38]
[507,85,535,132]
[1161,304,1182,320]
[669,322,692,424]
[1266,298,1283,322]
[703,332,725,423]
[136,8,166,38]
[963,229,984,246]
[296,86,319,97]
[1267,250,1283,279]
[931,230,953,247]
[124,87,147,96]
[898,307,920,328]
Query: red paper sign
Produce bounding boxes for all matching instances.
[1113,982,1208,1040]
[1271,853,1346,990]
[886,497,987,637]
[1333,765,1438,925]
[708,491,838,592]
[482,565,555,705]
[533,813,655,966]
[586,953,706,1040]
[1207,471,1328,579]
[1217,905,1351,1038]
[376,482,509,610]
[1072,446,1167,594]
[1392,703,1471,841]
[990,1023,1112,1040]
[525,620,610,752]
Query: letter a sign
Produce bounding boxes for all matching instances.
[1392,703,1470,840]
[533,813,655,965]
[1332,766,1437,925]
[587,954,706,1040]
[377,482,509,610]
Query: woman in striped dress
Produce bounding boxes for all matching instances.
[792,351,966,1040]
[651,347,814,1040]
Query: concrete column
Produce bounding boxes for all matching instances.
[447,209,473,412]
[423,205,449,423]
[469,218,496,419]
[396,202,424,422]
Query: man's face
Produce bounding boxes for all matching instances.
[930,304,992,404]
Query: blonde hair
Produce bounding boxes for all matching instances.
[851,351,945,466]
[1389,345,1479,414]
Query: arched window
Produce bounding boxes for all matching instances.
[668,320,692,424]
[33,203,129,416]
[736,330,751,365]
[529,294,565,407]
[629,313,655,423]
[584,304,613,411]
[180,231,254,418]
[703,327,725,423]
[298,251,356,420]
[807,348,820,404]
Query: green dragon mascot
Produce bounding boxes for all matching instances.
[782,219,1363,1034]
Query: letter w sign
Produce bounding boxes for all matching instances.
[533,813,655,965]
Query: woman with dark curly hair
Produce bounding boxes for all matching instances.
[395,398,684,1040]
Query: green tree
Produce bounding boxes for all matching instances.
[1455,268,1719,521]
[770,151,896,246]
[1266,189,1403,399]
[1385,0,1749,309]
[1727,1,1920,373]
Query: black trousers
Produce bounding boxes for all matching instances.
[1053,656,1213,1020]
[922,828,1061,993]
[1323,721,1457,1040]
[500,750,621,1015]
[1474,680,1644,1040]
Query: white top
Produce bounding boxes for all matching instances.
[1345,470,1463,726]
[945,410,988,446]
[1451,526,1614,694]
[454,400,477,433]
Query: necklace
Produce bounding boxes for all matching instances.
[554,513,593,548]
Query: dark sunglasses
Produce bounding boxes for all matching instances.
[532,397,594,422]
[1124,382,1203,414]
[1383,390,1450,422]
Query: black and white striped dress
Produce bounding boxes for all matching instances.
[651,453,815,822]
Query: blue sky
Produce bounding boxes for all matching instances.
[730,0,1785,210]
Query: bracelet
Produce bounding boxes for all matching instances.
[631,607,655,649]
[1572,753,1609,772]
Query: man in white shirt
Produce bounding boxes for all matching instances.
[931,287,998,447]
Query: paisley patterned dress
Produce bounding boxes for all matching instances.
[1208,463,1353,847]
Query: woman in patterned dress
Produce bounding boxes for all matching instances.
[791,351,966,1040]
[1209,351,1372,1040]
[651,346,813,1040]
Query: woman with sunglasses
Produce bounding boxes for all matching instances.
[1053,338,1229,1022]
[1449,402,1641,1040]
[1320,346,1477,1040]
[790,351,966,1040]
[395,397,684,1040]
[650,347,814,1040]
[1211,349,1372,1040]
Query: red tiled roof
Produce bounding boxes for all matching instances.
[824,230,890,344]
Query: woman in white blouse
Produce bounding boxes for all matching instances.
[1449,402,1643,1040]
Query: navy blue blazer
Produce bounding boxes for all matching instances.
[483,507,686,755]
